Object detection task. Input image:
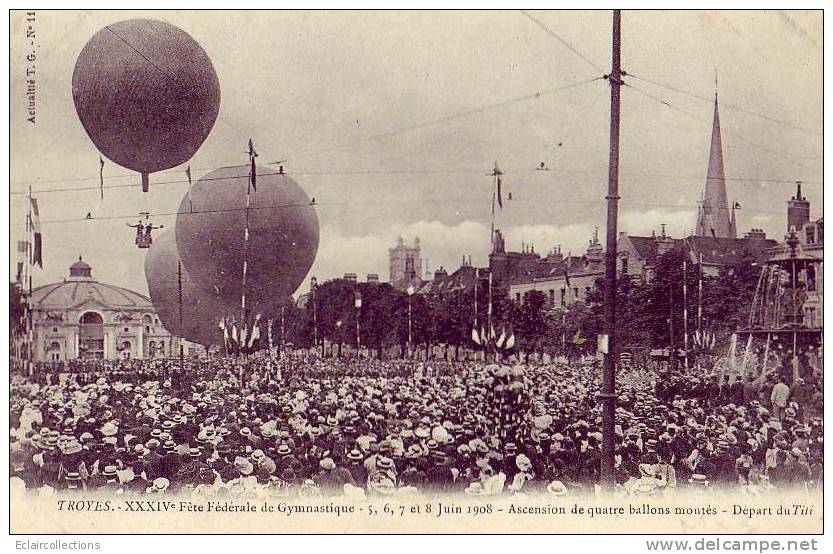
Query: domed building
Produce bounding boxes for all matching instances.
[30,257,174,361]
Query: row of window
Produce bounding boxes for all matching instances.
[514,286,593,306]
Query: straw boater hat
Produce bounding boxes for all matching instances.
[100,422,118,437]
[689,474,709,487]
[464,481,485,496]
[346,449,364,462]
[376,456,394,471]
[234,456,254,476]
[65,472,82,489]
[149,477,170,493]
[103,465,119,480]
[546,480,568,496]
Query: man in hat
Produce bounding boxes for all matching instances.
[424,450,455,493]
[770,376,790,422]
[345,448,368,486]
[315,456,355,494]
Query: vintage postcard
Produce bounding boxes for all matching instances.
[8,10,823,536]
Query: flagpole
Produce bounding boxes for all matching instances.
[26,185,33,376]
[473,268,479,351]
[697,252,703,331]
[177,261,184,376]
[683,257,689,370]
[241,140,255,359]
[490,163,497,245]
[487,270,493,360]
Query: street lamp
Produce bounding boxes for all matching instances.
[310,276,319,355]
[407,286,415,358]
[354,291,362,356]
[335,320,343,358]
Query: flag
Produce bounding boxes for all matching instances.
[496,328,506,348]
[505,333,515,349]
[248,314,262,349]
[231,324,238,345]
[16,262,23,283]
[490,325,496,342]
[249,324,260,349]
[99,157,105,200]
[267,318,274,349]
[17,240,27,254]
[496,176,503,209]
[572,331,587,346]
[186,165,193,212]
[248,139,258,192]
[480,326,486,346]
[240,327,248,351]
[471,327,481,345]
[30,198,42,268]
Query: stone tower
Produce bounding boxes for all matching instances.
[388,236,422,284]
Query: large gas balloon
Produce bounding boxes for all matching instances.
[175,165,319,315]
[145,229,234,346]
[72,19,220,187]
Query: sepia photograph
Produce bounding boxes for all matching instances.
[7,8,824,539]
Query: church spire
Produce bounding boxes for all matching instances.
[695,84,735,238]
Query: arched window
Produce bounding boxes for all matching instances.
[46,341,61,362]
[78,312,104,359]
[117,340,132,359]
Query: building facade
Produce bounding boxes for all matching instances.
[388,236,423,290]
[764,182,824,328]
[29,258,173,362]
[508,230,605,308]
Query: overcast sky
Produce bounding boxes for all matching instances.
[10,10,822,296]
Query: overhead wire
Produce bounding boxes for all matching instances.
[519,10,606,75]
[10,77,602,192]
[623,82,820,174]
[10,165,820,197]
[104,24,249,142]
[626,72,822,138]
[33,193,791,226]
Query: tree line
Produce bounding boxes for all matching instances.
[271,249,760,359]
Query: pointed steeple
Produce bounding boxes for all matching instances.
[695,88,735,238]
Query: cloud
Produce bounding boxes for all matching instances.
[307,219,598,288]
[620,208,698,238]
[21,205,705,304]
[306,206,702,290]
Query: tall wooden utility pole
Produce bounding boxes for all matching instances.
[600,9,622,488]
[177,261,184,376]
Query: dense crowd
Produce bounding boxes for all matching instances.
[10,354,823,500]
